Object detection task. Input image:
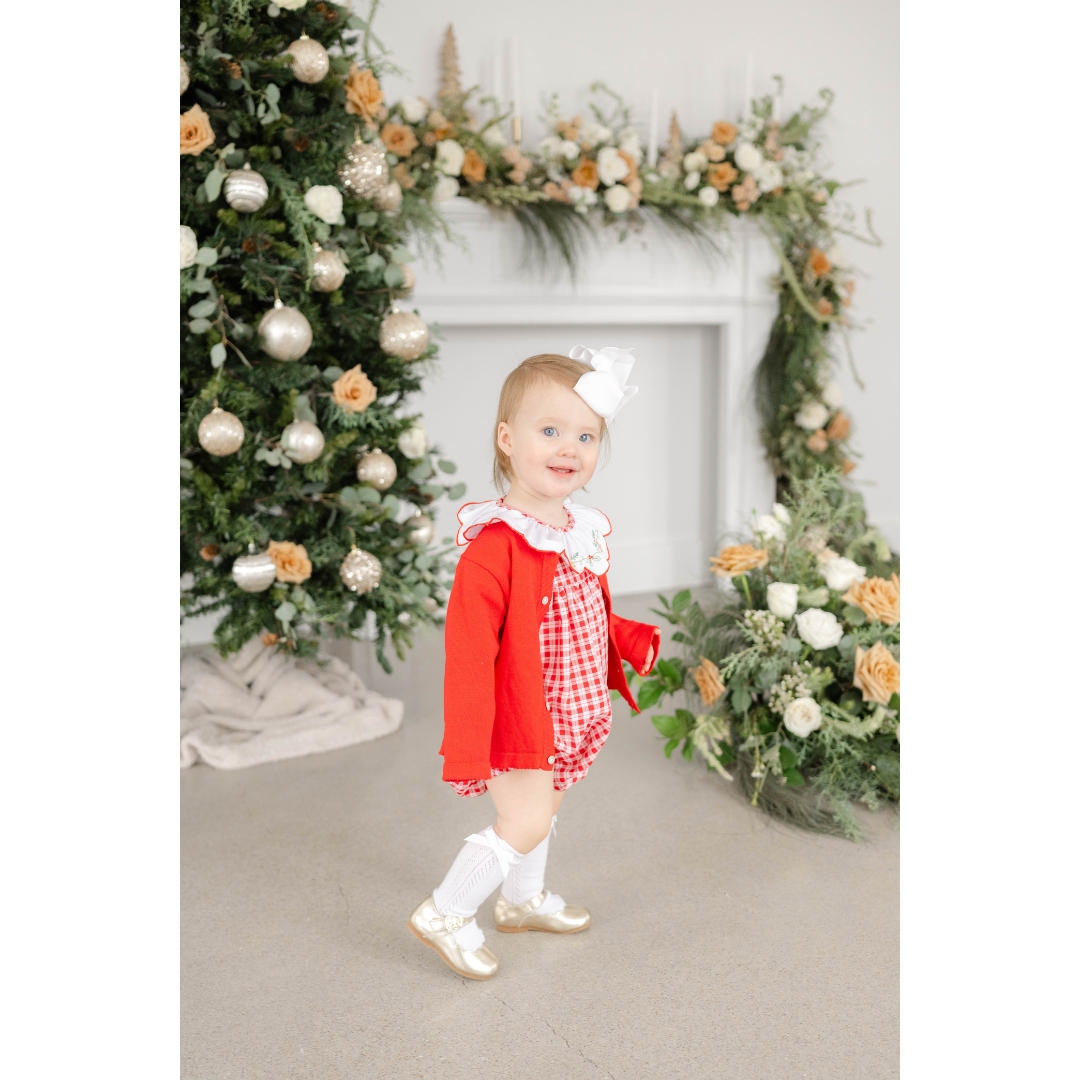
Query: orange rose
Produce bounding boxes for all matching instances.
[807,429,830,453]
[461,148,487,184]
[709,544,768,577]
[618,149,638,183]
[570,158,599,190]
[708,162,738,191]
[345,66,383,121]
[826,411,851,440]
[543,180,571,202]
[380,122,418,157]
[393,161,416,189]
[816,297,834,316]
[808,247,831,277]
[508,159,531,184]
[852,641,900,706]
[692,657,725,706]
[701,139,727,162]
[266,540,312,585]
[842,458,856,475]
[261,632,280,647]
[180,104,215,156]
[843,574,900,625]
[732,175,758,211]
[332,364,377,414]
[711,121,738,145]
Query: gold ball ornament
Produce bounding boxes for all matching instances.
[393,263,416,298]
[180,56,190,95]
[406,514,436,546]
[198,407,245,456]
[232,544,277,593]
[286,34,330,84]
[258,298,313,361]
[338,139,388,199]
[374,179,403,212]
[356,449,397,491]
[280,420,325,464]
[224,163,269,213]
[310,243,347,292]
[378,304,429,361]
[340,547,382,594]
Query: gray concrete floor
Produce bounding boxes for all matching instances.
[181,592,899,1080]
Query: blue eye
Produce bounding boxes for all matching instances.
[579,433,591,443]
[543,426,557,437]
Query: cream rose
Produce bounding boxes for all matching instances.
[783,697,822,738]
[823,556,866,592]
[756,513,786,542]
[795,608,843,650]
[755,161,783,192]
[482,126,508,148]
[684,170,701,190]
[432,175,460,202]
[698,186,719,207]
[304,185,343,224]
[597,146,631,186]
[734,142,763,171]
[682,150,708,173]
[332,365,377,414]
[400,96,427,123]
[561,139,580,160]
[180,225,198,269]
[397,423,428,459]
[579,121,612,147]
[435,138,465,176]
[604,184,631,213]
[276,0,307,9]
[853,641,900,705]
[794,401,829,430]
[266,540,312,584]
[767,582,799,619]
[822,380,844,408]
[772,502,791,525]
[618,129,642,164]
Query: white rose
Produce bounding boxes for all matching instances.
[822,556,866,592]
[569,185,597,208]
[432,175,460,202]
[304,185,343,224]
[618,129,642,164]
[698,186,719,207]
[756,513,786,542]
[784,697,822,738]
[538,135,564,161]
[822,380,844,409]
[826,243,848,268]
[795,608,844,650]
[561,140,580,160]
[579,122,612,147]
[684,170,701,190]
[603,184,631,213]
[397,423,429,459]
[400,97,427,124]
[794,401,829,430]
[435,139,465,176]
[683,150,708,173]
[734,142,763,171]
[180,225,198,269]
[767,582,799,619]
[755,161,783,192]
[276,0,307,9]
[772,502,791,526]
[482,126,508,149]
[597,145,630,186]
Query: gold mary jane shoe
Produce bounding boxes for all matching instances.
[493,891,592,934]
[407,895,499,980]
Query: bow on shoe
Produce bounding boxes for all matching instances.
[568,344,639,422]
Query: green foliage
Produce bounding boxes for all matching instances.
[181,1,458,663]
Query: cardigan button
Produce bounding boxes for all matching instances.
[541,596,549,604]
[547,756,556,764]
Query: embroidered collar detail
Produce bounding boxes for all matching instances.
[456,498,612,575]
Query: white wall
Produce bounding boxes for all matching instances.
[376,0,901,548]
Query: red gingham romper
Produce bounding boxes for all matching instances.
[449,554,613,798]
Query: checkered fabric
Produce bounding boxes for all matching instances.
[450,555,612,798]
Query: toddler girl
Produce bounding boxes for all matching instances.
[408,348,660,980]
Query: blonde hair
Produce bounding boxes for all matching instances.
[492,353,609,492]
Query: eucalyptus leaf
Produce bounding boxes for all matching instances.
[188,318,212,334]
[842,604,867,626]
[364,253,386,272]
[189,278,213,293]
[188,297,218,318]
[420,483,444,499]
[437,460,457,474]
[265,83,280,105]
[355,486,381,504]
[194,246,219,267]
[381,494,400,517]
[390,247,415,264]
[210,342,227,368]
[355,211,378,227]
[322,366,344,381]
[383,264,405,289]
[447,483,466,500]
[203,170,224,203]
[275,601,297,624]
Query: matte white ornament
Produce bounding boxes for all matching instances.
[286,34,329,84]
[339,547,382,593]
[198,407,245,456]
[310,243,347,292]
[378,304,429,361]
[374,179,402,212]
[232,546,277,593]
[280,420,325,463]
[338,139,388,199]
[406,514,436,546]
[258,298,312,361]
[356,449,397,491]
[224,163,269,213]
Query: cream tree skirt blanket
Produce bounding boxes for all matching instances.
[180,636,404,769]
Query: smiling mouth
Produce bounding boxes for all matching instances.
[547,465,577,476]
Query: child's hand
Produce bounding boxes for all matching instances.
[642,645,654,673]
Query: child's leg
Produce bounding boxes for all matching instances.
[502,788,565,904]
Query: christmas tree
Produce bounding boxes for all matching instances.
[180,0,460,670]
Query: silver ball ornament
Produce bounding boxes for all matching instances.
[356,449,397,491]
[198,407,245,456]
[280,420,325,464]
[224,163,269,213]
[310,244,347,292]
[180,56,190,95]
[374,179,403,212]
[393,263,416,297]
[406,514,436,546]
[258,299,313,361]
[379,305,429,361]
[287,34,330,84]
[232,547,277,593]
[340,548,382,594]
[338,139,388,199]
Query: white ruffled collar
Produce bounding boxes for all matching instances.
[456,498,612,575]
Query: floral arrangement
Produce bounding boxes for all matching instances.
[626,472,899,838]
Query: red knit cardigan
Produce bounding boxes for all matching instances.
[440,519,661,781]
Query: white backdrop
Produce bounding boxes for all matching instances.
[374,0,900,548]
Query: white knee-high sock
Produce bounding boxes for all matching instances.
[432,826,523,950]
[501,815,565,913]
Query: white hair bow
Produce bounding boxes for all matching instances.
[568,345,638,422]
